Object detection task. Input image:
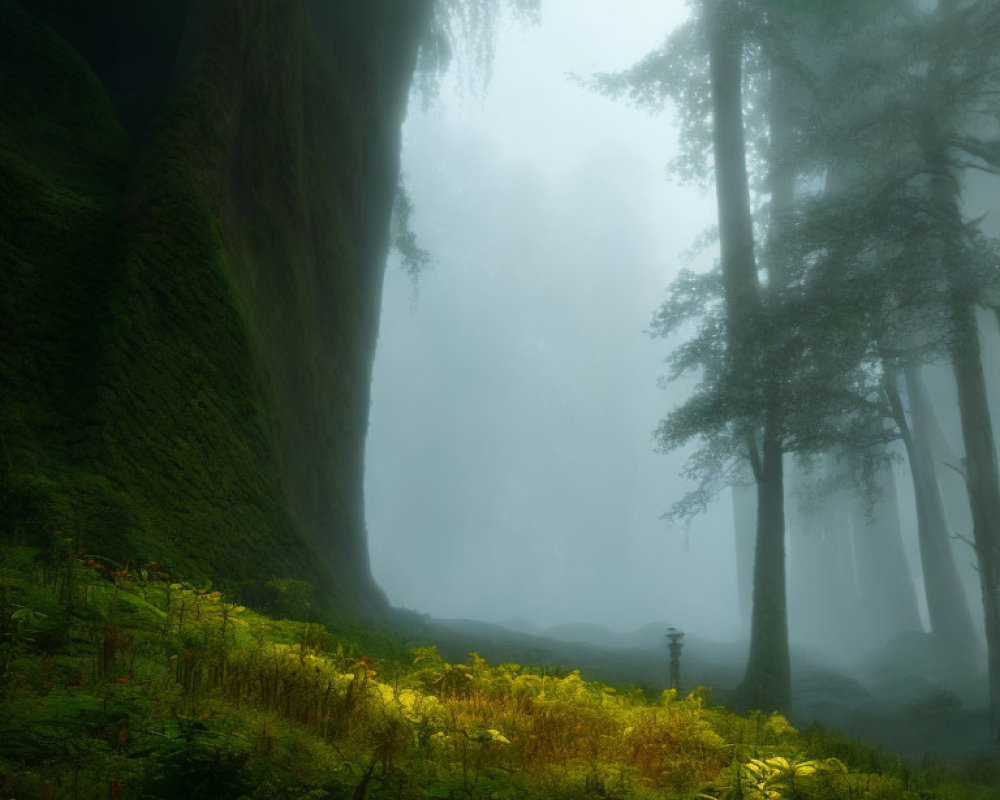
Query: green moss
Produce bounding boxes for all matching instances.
[0,2,128,181]
[0,0,130,542]
[0,0,292,585]
[0,0,412,611]
[91,80,310,587]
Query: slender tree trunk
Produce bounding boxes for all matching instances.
[741,420,790,711]
[820,455,860,639]
[920,18,999,724]
[732,473,756,638]
[910,0,1000,735]
[850,460,924,646]
[787,457,859,654]
[950,302,1000,734]
[920,365,976,549]
[704,0,791,712]
[904,366,981,662]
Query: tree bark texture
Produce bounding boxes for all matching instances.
[0,0,434,614]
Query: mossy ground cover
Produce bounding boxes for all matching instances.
[1,539,997,800]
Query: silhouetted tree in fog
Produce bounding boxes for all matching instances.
[788,0,1000,732]
[883,365,981,663]
[591,0,900,712]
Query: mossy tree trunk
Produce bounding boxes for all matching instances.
[0,0,433,614]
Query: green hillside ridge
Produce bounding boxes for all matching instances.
[2,539,998,800]
[0,0,428,611]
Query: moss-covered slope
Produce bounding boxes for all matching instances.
[0,0,432,613]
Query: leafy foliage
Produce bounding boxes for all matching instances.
[0,538,996,799]
[589,0,1000,522]
[415,0,541,103]
[391,175,433,287]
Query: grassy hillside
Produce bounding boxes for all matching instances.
[0,0,429,612]
[1,538,998,799]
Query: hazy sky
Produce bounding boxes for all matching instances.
[365,0,737,637]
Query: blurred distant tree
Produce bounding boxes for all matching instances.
[786,453,924,657]
[761,0,988,669]
[789,0,1000,732]
[883,364,980,663]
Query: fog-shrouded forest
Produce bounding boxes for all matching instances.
[368,0,1000,748]
[4,0,1000,796]
[366,3,1000,700]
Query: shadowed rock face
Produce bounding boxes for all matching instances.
[0,0,432,614]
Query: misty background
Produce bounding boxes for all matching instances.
[364,0,998,658]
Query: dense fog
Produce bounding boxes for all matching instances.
[10,0,1000,785]
[365,0,1000,676]
[367,1,738,638]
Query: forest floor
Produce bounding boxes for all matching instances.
[1,537,998,799]
[401,615,993,763]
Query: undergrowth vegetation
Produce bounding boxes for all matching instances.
[0,537,996,799]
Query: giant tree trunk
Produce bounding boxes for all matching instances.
[0,0,433,614]
[704,1,758,325]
